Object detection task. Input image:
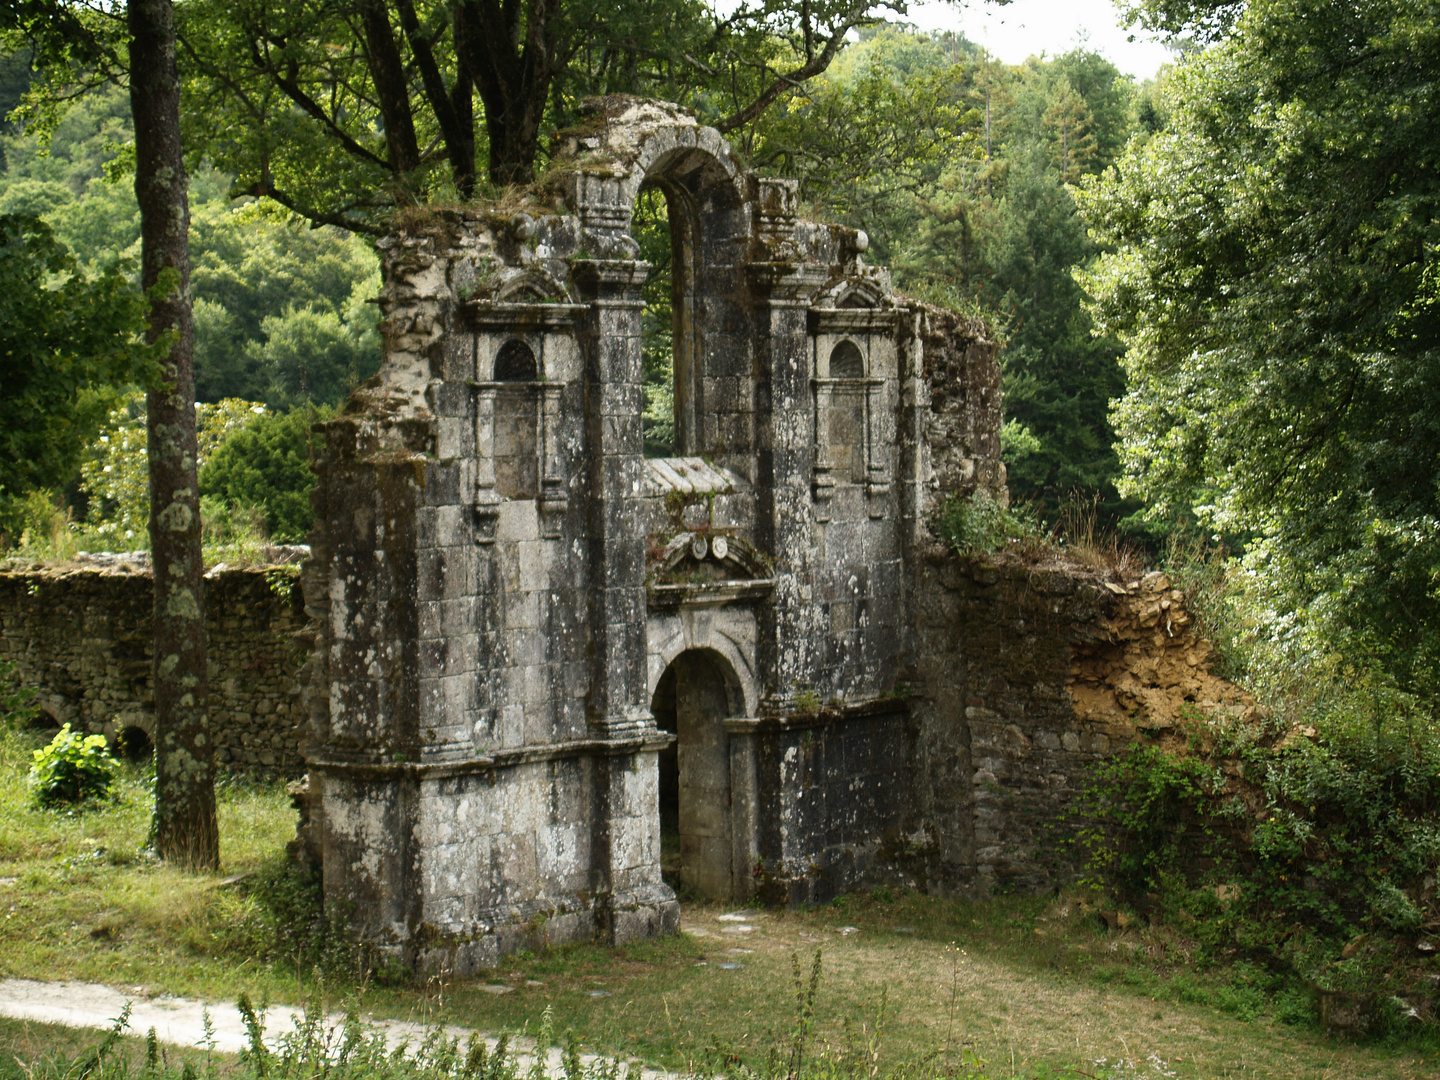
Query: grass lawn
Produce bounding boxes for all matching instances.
[1,725,1437,1079]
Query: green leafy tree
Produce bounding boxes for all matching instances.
[1079,0,1440,688]
[199,404,332,541]
[80,392,263,547]
[0,82,382,407]
[0,213,157,542]
[188,203,380,404]
[173,0,920,227]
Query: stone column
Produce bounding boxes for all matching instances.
[573,259,652,737]
[750,257,829,701]
[572,258,677,941]
[725,716,762,900]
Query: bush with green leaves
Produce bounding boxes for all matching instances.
[1076,694,1440,1034]
[199,404,331,543]
[28,722,118,808]
[933,490,1042,555]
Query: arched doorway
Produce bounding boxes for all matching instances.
[651,649,741,899]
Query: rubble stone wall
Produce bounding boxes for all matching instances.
[901,546,1254,896]
[0,562,306,773]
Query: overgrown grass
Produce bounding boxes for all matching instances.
[0,724,302,1002]
[4,722,1438,1076]
[933,489,1147,580]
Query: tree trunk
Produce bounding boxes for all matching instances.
[460,0,557,187]
[130,0,218,870]
[359,0,421,176]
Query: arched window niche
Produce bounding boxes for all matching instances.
[829,339,865,378]
[492,338,539,500]
[827,340,867,482]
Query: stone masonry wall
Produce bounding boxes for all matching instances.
[0,559,307,774]
[901,542,1255,897]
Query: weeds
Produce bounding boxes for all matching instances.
[933,490,1043,557]
[28,724,119,808]
[1054,491,1146,579]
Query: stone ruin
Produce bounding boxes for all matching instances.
[294,97,1006,974]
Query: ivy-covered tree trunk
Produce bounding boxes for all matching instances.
[130,0,218,869]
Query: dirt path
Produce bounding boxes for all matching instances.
[0,977,663,1078]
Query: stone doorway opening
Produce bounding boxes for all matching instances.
[651,648,742,899]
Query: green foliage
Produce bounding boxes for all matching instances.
[170,0,906,218]
[188,203,381,407]
[1076,745,1225,899]
[1078,0,1440,693]
[78,394,266,550]
[934,490,1041,555]
[635,188,674,457]
[28,722,117,808]
[0,659,38,730]
[0,212,159,543]
[0,83,382,411]
[1078,682,1440,1030]
[199,405,331,542]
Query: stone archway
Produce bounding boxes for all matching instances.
[650,648,743,899]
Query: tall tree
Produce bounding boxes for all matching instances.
[129,0,217,868]
[2,1,218,863]
[175,0,920,228]
[1079,0,1440,687]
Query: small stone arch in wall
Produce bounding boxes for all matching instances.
[492,339,540,500]
[647,609,758,721]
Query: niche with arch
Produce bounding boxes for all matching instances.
[808,298,901,515]
[825,340,868,483]
[467,302,581,543]
[492,339,539,501]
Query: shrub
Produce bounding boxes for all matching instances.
[933,489,1041,555]
[199,404,331,542]
[28,722,117,808]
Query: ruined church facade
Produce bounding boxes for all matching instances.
[296,99,1004,974]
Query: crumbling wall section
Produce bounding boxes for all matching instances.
[913,304,1006,503]
[0,559,306,773]
[903,546,1254,897]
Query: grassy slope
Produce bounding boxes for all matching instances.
[1,727,1436,1078]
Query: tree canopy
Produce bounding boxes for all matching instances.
[0,212,157,540]
[1079,0,1440,687]
[170,0,925,228]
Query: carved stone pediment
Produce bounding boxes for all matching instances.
[648,530,773,608]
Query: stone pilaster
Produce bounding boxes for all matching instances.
[574,259,654,737]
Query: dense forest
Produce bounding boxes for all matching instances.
[3,0,1440,1033]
